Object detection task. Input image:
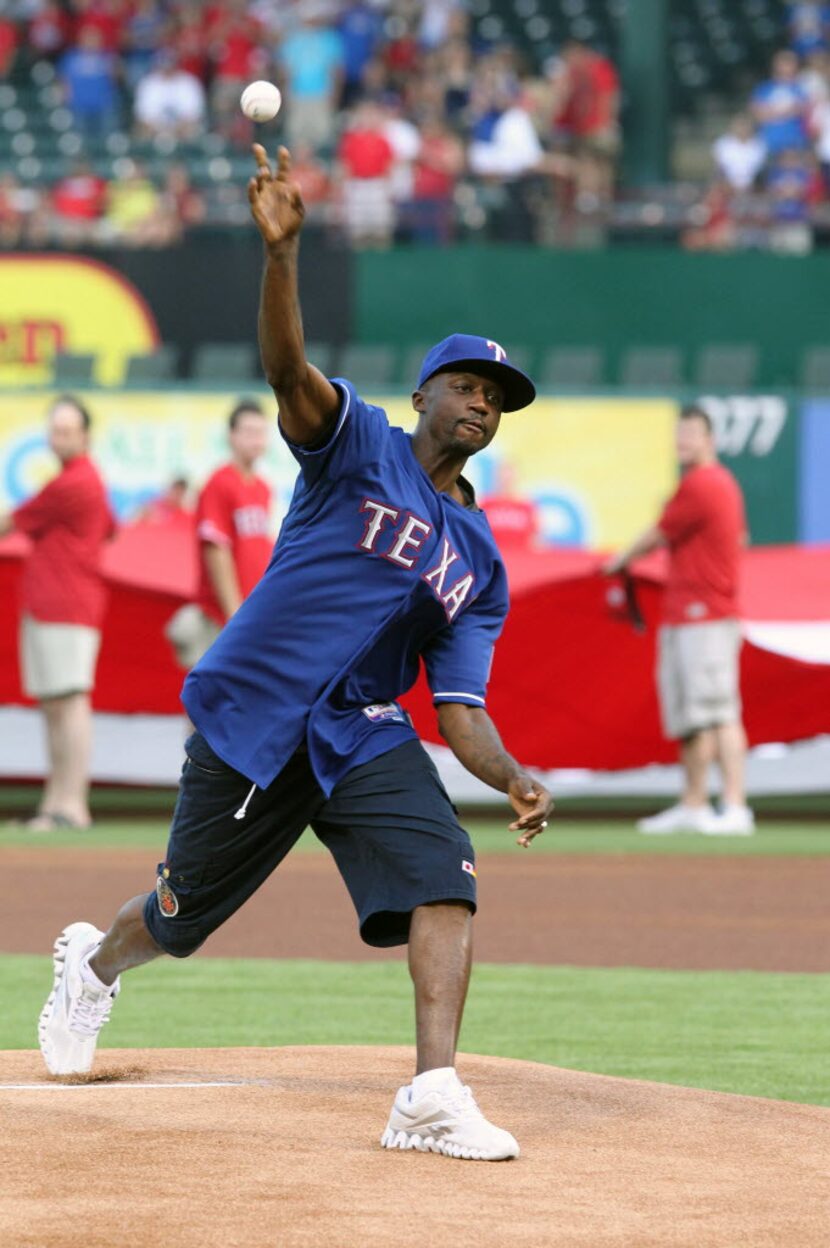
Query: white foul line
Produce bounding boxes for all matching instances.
[0,1080,249,1091]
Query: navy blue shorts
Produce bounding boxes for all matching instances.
[143,733,477,957]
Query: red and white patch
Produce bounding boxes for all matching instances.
[156,874,179,918]
[461,860,477,878]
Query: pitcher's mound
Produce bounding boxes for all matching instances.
[1,1046,828,1248]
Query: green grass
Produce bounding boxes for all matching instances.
[3,955,828,1107]
[2,818,829,856]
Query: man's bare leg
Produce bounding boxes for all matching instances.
[88,895,164,985]
[408,901,472,1074]
[714,720,748,808]
[680,728,715,807]
[38,692,93,825]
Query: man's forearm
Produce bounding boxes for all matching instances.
[613,524,665,570]
[0,513,14,537]
[202,544,242,620]
[437,703,523,794]
[258,241,308,394]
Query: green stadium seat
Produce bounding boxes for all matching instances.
[539,346,605,389]
[124,346,179,384]
[694,344,759,391]
[620,347,684,389]
[191,342,259,382]
[799,346,830,393]
[53,353,96,385]
[335,344,397,388]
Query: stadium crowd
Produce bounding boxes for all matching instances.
[0,0,620,247]
[689,2,830,252]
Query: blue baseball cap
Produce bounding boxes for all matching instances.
[417,334,536,412]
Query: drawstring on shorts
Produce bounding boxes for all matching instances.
[235,782,257,821]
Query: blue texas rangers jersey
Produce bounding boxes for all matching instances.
[182,379,509,795]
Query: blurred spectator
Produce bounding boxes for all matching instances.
[0,7,19,76]
[809,88,830,184]
[104,159,163,245]
[172,2,210,82]
[798,46,830,100]
[381,15,419,94]
[151,163,206,244]
[123,0,169,90]
[468,85,545,181]
[0,173,30,247]
[407,115,464,243]
[338,99,395,246]
[280,8,345,152]
[133,51,206,139]
[766,146,818,251]
[49,160,108,244]
[27,1,72,63]
[138,476,192,526]
[681,182,739,253]
[207,0,265,131]
[289,142,333,223]
[554,40,621,208]
[787,1,830,57]
[712,115,767,191]
[383,94,421,203]
[481,463,540,552]
[58,25,120,137]
[337,0,384,108]
[438,38,474,122]
[71,0,127,53]
[419,0,467,52]
[751,51,811,157]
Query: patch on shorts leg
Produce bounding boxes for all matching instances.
[462,859,477,878]
[156,867,180,918]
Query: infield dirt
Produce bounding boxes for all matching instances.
[2,1046,828,1248]
[3,846,830,970]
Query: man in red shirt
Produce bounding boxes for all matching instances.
[0,395,115,831]
[165,399,273,668]
[338,101,396,247]
[606,406,752,835]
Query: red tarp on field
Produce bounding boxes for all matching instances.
[1,527,829,770]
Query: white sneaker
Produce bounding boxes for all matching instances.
[38,922,120,1076]
[702,804,756,836]
[381,1077,519,1161]
[636,804,715,834]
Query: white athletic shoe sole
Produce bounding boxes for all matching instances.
[380,1125,518,1161]
[38,921,113,1076]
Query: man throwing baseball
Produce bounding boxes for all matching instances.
[38,145,552,1162]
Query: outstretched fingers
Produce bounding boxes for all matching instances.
[275,145,292,180]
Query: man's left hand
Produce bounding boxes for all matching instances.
[508,774,553,848]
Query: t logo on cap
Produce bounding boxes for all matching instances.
[487,340,507,363]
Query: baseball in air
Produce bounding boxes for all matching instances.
[240,81,282,122]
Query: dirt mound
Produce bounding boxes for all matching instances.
[2,1046,828,1247]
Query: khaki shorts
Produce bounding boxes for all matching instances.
[165,604,222,669]
[20,615,101,701]
[657,620,743,740]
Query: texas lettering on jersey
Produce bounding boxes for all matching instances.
[357,498,474,620]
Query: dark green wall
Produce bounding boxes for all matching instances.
[356,248,830,387]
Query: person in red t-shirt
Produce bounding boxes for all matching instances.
[165,398,273,669]
[555,41,620,208]
[0,395,116,831]
[338,101,396,246]
[605,406,752,836]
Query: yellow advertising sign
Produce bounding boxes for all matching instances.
[0,391,677,549]
[0,255,159,386]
